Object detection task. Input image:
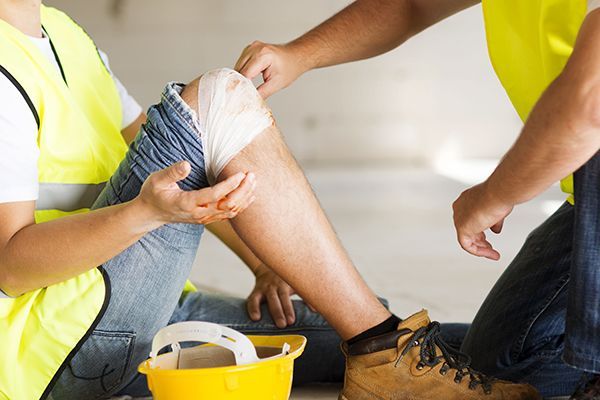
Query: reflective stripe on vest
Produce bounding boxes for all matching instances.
[36,182,106,212]
[0,6,125,400]
[481,0,587,203]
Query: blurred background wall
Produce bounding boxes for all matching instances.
[47,0,522,167]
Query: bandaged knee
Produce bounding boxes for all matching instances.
[195,68,274,184]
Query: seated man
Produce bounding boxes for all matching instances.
[0,4,539,400]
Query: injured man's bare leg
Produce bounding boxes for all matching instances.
[176,69,541,400]
[180,69,390,339]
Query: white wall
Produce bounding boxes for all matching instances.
[47,0,522,166]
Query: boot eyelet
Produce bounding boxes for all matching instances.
[416,362,425,371]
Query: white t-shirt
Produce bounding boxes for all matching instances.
[0,32,142,204]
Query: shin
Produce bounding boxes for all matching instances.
[180,69,390,339]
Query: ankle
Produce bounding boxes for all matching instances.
[347,314,402,345]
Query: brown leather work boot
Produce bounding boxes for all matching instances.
[340,310,541,400]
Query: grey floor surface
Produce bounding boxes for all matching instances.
[124,163,565,400]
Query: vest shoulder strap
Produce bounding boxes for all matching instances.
[0,64,40,128]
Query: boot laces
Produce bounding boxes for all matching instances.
[395,321,494,394]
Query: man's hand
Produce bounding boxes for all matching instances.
[235,41,312,99]
[137,161,256,227]
[452,182,514,261]
[246,264,316,328]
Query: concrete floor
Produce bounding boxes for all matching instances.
[188,162,565,399]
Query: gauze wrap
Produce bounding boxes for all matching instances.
[195,68,274,184]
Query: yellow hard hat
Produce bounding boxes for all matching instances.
[138,321,307,400]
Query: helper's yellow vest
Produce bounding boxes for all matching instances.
[481,0,588,203]
[0,6,127,399]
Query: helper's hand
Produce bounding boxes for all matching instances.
[235,41,311,99]
[247,264,317,328]
[137,161,256,226]
[452,182,514,261]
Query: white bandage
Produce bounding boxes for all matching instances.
[195,68,274,184]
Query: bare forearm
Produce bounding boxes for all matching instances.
[486,75,600,206]
[452,11,600,261]
[291,0,479,70]
[0,155,255,297]
[0,199,158,296]
[485,18,600,206]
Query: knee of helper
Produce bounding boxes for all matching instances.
[192,68,274,184]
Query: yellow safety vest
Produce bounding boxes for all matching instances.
[482,0,588,203]
[0,6,127,399]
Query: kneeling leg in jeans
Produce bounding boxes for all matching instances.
[454,152,600,398]
[50,69,389,399]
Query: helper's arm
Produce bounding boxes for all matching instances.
[452,9,600,260]
[0,166,255,297]
[235,0,480,97]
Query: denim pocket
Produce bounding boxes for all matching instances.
[67,329,136,399]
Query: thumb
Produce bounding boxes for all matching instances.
[154,161,191,186]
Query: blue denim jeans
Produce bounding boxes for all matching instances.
[442,152,600,398]
[48,83,344,400]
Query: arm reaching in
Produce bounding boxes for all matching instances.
[452,9,600,260]
[235,0,480,98]
[0,162,256,297]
